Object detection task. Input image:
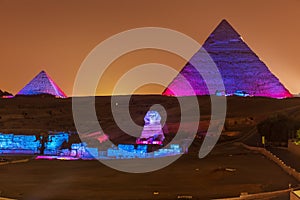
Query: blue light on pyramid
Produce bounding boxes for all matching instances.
[163,19,292,99]
[17,70,67,98]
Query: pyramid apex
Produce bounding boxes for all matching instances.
[218,19,235,29]
[203,19,240,44]
[220,19,230,24]
[215,19,238,34]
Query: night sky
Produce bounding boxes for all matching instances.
[0,0,299,96]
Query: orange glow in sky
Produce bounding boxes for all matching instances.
[0,0,299,95]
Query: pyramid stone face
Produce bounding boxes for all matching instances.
[163,20,292,98]
[17,70,67,98]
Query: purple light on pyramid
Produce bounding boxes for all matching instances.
[17,70,67,98]
[163,19,292,99]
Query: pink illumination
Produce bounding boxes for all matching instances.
[2,95,14,98]
[136,140,162,145]
[81,131,109,143]
[162,19,292,99]
[35,155,80,160]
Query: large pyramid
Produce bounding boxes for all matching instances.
[17,70,67,98]
[163,19,292,98]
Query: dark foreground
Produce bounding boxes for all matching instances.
[1,96,300,199]
[0,145,297,200]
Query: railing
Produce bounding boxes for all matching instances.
[238,142,300,182]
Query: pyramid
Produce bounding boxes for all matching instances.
[17,70,67,98]
[163,19,292,98]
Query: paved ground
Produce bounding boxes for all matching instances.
[0,145,298,200]
[241,126,300,173]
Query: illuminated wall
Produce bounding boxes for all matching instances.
[106,144,182,159]
[0,134,40,154]
[17,70,67,98]
[0,132,68,155]
[0,132,101,159]
[163,20,292,99]
[0,132,183,159]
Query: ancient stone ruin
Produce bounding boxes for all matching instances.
[163,19,292,98]
[17,70,67,98]
[136,110,165,144]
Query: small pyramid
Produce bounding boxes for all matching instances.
[17,70,67,98]
[163,19,292,98]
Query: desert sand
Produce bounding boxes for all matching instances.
[1,95,300,199]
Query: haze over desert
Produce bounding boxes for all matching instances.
[1,1,300,200]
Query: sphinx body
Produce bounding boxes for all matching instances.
[137,111,165,144]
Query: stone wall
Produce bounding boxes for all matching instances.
[0,132,67,155]
[106,144,182,159]
[0,134,40,154]
[0,132,100,159]
[44,133,69,155]
[58,143,98,159]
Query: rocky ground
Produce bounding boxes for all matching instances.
[1,95,300,135]
[1,95,300,199]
